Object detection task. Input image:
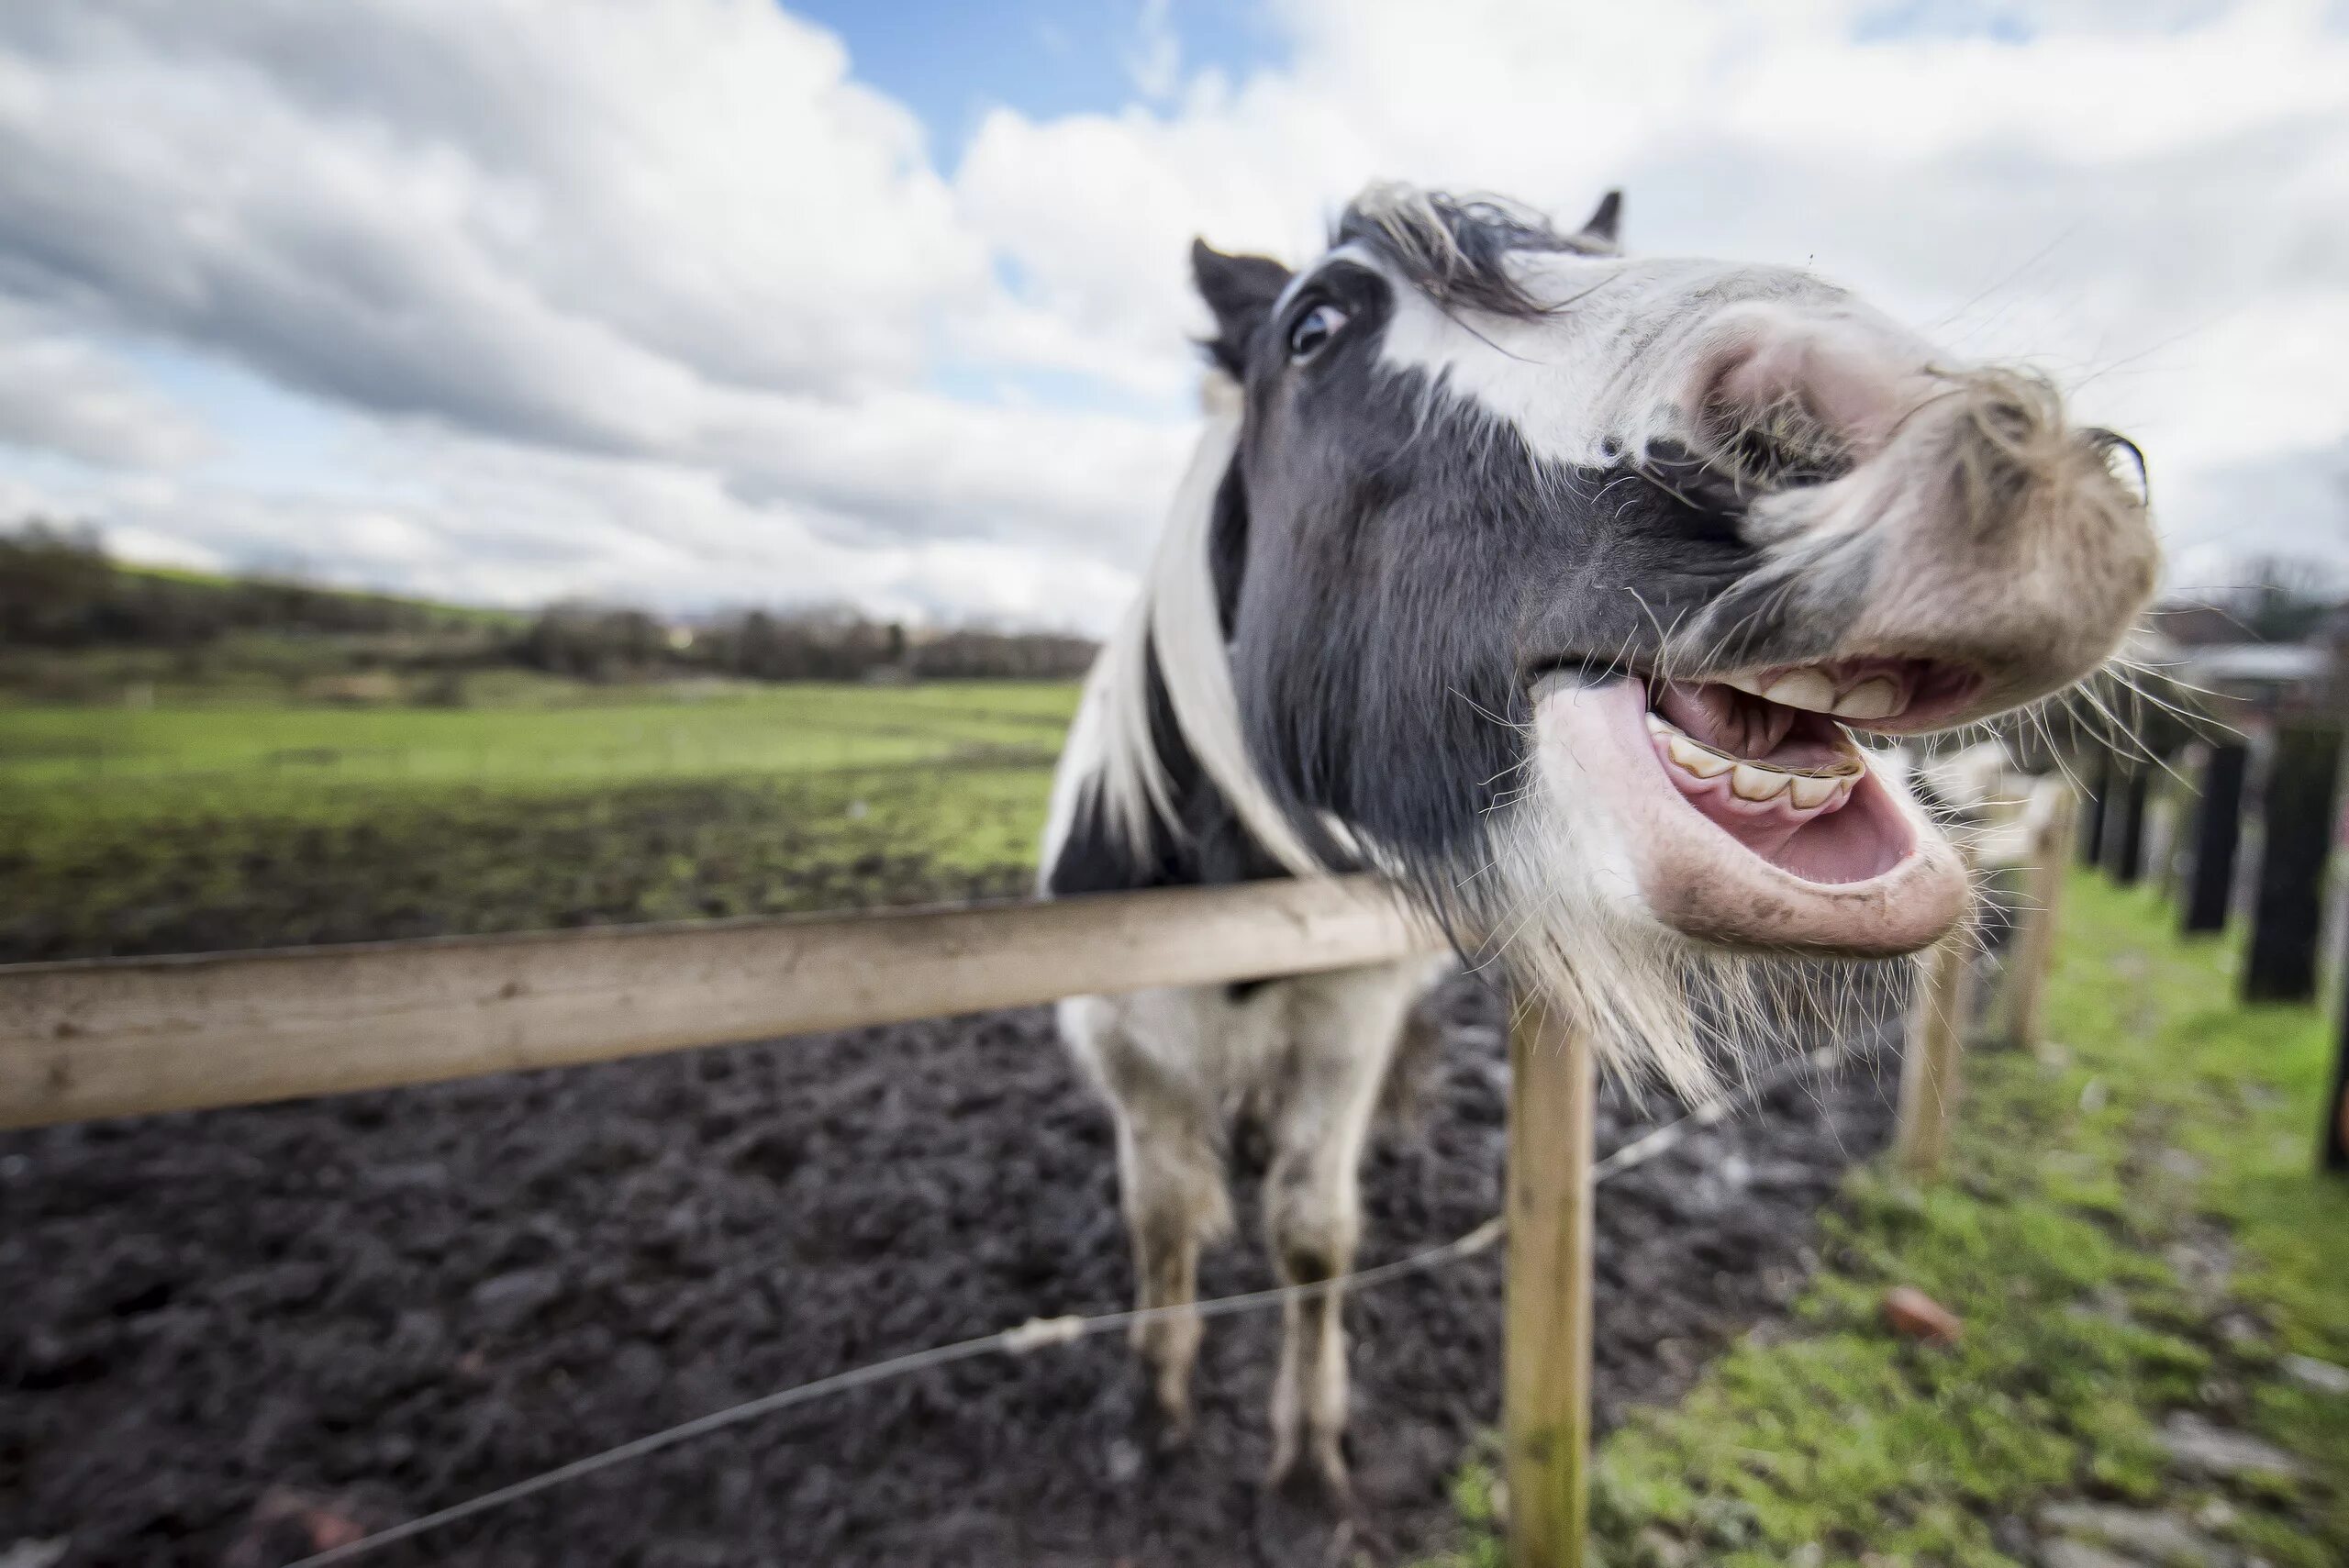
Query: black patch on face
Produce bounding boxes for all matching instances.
[1219,300,1791,891]
[1208,461,1249,637]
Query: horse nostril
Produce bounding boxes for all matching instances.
[1708,410,1852,492]
[1689,330,1864,493]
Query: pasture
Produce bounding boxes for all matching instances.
[0,682,1076,962]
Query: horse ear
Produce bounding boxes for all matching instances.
[1579,189,1623,245]
[1191,239,1293,378]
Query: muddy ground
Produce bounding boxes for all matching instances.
[1,970,1909,1568]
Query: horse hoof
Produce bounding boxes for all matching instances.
[1263,1438,1352,1505]
[1312,1441,1354,1507]
[1152,1411,1194,1455]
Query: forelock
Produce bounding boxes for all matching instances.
[1332,183,1615,318]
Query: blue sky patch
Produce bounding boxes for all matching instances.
[787,0,1286,161]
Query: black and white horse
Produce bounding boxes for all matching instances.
[1041,185,2157,1489]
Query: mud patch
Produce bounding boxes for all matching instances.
[2,980,1903,1566]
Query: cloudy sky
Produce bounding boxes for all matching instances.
[0,1,2343,632]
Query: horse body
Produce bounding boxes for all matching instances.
[1042,183,2159,1490]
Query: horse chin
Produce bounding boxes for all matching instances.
[1529,676,1967,957]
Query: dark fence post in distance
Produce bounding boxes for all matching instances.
[2077,748,2111,870]
[2104,762,2151,885]
[2325,952,2349,1173]
[2243,726,2343,1005]
[2183,743,2249,934]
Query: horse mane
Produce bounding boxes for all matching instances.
[1334,183,1617,319]
[1078,373,1325,879]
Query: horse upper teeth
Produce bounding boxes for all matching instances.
[1731,762,1787,802]
[1760,669,1839,713]
[1831,677,1902,720]
[1721,667,1908,723]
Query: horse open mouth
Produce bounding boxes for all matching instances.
[1531,667,1971,956]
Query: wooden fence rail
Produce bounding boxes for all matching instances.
[0,876,1436,1130]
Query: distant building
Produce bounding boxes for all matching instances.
[2171,641,2334,717]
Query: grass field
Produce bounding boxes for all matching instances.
[0,681,1080,962]
[1433,875,2349,1567]
[0,680,1077,800]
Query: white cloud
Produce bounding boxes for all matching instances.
[0,0,2343,622]
[958,0,2349,579]
[0,304,210,469]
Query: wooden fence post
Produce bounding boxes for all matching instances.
[2244,725,2343,1005]
[2104,762,2151,885]
[1505,995,1598,1568]
[2325,910,2349,1175]
[2077,749,2112,870]
[2001,784,2077,1055]
[2183,742,2249,935]
[2145,773,2185,902]
[1896,927,1976,1178]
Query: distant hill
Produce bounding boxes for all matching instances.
[1,522,526,649]
[114,561,529,631]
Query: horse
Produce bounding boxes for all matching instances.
[1039,184,2158,1492]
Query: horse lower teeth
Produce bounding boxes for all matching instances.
[1731,762,1784,801]
[1790,773,1839,809]
[1646,710,1861,806]
[1666,734,1734,779]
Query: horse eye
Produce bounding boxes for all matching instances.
[1286,303,1350,361]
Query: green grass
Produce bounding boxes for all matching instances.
[0,682,1077,814]
[1430,875,2349,1567]
[0,682,1078,962]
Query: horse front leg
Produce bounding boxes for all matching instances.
[1063,995,1232,1441]
[1117,1099,1229,1439]
[1260,965,1418,1496]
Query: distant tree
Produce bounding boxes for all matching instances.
[0,518,113,646]
[516,602,668,679]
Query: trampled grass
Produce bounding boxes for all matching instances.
[1431,875,2349,1567]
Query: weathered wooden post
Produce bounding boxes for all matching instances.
[2144,772,2185,901]
[2001,783,2077,1055]
[2183,742,2249,935]
[2243,725,2343,1004]
[1896,926,1976,1177]
[1505,996,1598,1568]
[2103,761,2151,885]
